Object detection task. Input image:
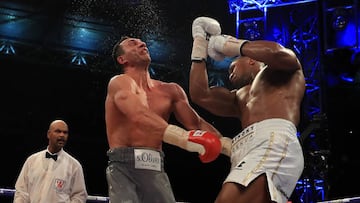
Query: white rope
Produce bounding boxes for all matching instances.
[317,197,360,203]
[0,188,191,203]
[0,188,109,202]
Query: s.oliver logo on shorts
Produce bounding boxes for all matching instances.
[134,149,161,171]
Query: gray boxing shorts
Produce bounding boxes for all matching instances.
[106,147,176,203]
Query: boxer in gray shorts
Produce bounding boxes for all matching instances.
[106,147,175,203]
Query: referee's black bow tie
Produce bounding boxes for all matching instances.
[46,152,58,161]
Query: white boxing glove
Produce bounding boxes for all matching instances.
[191,17,221,62]
[192,17,222,39]
[208,35,249,61]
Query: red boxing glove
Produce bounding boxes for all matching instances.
[188,130,222,163]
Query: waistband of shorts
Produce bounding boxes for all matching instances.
[259,118,296,132]
[107,147,165,162]
[233,118,297,141]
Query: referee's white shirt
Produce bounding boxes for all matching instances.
[14,148,88,203]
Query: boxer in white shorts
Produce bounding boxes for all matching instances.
[225,119,304,203]
[189,17,306,202]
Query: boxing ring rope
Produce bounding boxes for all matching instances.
[3,187,360,202]
[0,188,190,203]
[317,197,360,203]
[0,188,109,202]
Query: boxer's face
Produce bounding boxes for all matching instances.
[228,57,255,88]
[118,38,151,65]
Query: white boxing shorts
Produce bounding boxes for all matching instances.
[224,118,304,203]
